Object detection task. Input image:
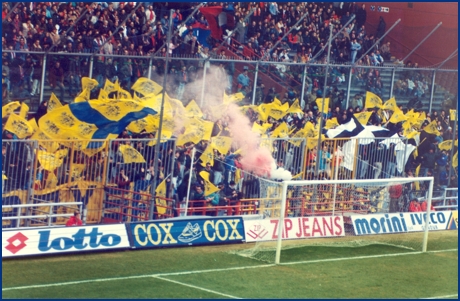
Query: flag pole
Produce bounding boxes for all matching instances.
[149,9,174,220]
[184,147,196,217]
[314,22,334,178]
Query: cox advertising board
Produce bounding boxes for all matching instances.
[2,225,130,258]
[129,217,245,248]
[351,211,458,235]
[244,216,345,242]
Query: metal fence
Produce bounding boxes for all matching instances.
[1,50,457,116]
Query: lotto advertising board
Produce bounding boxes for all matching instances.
[244,216,345,243]
[129,217,245,248]
[2,225,130,258]
[352,211,458,236]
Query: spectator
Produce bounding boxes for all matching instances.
[66,210,83,226]
[48,60,65,102]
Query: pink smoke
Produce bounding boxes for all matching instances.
[226,103,275,177]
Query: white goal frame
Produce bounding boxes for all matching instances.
[275,177,435,264]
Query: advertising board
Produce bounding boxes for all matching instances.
[351,211,458,235]
[129,217,245,248]
[2,225,130,258]
[244,216,345,243]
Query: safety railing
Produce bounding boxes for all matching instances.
[103,186,175,223]
[432,188,458,210]
[2,201,83,229]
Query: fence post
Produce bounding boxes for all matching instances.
[38,54,47,105]
[251,61,259,105]
[429,70,436,113]
[299,65,307,109]
[389,67,396,99]
[345,67,353,109]
[89,55,94,79]
[147,57,153,80]
[200,64,207,107]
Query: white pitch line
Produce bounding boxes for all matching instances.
[279,249,458,266]
[153,276,242,299]
[422,294,458,299]
[2,249,457,292]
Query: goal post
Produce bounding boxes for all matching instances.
[273,177,436,265]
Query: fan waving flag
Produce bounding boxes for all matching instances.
[2,101,20,117]
[155,179,168,216]
[354,112,372,125]
[316,98,330,114]
[131,77,163,96]
[118,144,146,163]
[199,145,214,167]
[382,97,398,111]
[4,113,33,138]
[364,91,383,109]
[38,99,157,149]
[199,171,220,196]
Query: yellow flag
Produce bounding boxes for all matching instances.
[271,122,289,138]
[98,88,109,101]
[131,77,163,96]
[182,117,207,143]
[354,112,373,125]
[201,120,215,141]
[155,179,168,216]
[211,136,233,155]
[147,129,173,146]
[304,121,316,138]
[4,113,33,138]
[389,108,408,124]
[315,97,330,114]
[37,149,68,171]
[118,144,146,163]
[450,109,457,121]
[234,168,241,185]
[19,102,29,119]
[104,79,117,94]
[252,122,271,135]
[287,99,304,114]
[364,91,383,109]
[31,129,60,153]
[185,99,203,118]
[240,105,258,114]
[27,118,39,135]
[199,145,214,167]
[127,115,159,134]
[48,93,63,112]
[289,128,307,147]
[438,140,453,151]
[453,151,458,168]
[74,88,90,103]
[325,117,339,129]
[71,164,86,180]
[306,137,319,150]
[2,101,20,118]
[268,101,289,120]
[117,87,132,100]
[382,97,398,111]
[81,77,99,91]
[423,120,440,136]
[223,92,245,105]
[257,103,271,121]
[45,172,58,190]
[199,171,220,196]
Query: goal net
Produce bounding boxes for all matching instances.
[234,177,440,264]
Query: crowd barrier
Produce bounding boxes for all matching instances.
[2,211,457,258]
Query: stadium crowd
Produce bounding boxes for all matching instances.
[1,2,458,215]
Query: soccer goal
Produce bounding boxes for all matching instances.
[235,177,442,264]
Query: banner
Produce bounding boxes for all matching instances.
[129,217,245,248]
[2,225,130,257]
[244,216,345,242]
[351,211,458,235]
